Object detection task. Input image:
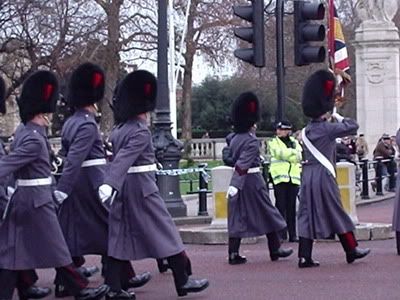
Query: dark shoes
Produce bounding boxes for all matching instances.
[270,247,294,261]
[18,286,52,300]
[106,290,135,300]
[289,237,299,243]
[78,266,100,278]
[123,271,152,289]
[177,278,209,297]
[228,253,247,265]
[346,247,371,264]
[298,257,320,268]
[75,285,110,300]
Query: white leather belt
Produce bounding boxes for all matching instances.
[127,163,157,174]
[248,167,260,174]
[16,177,52,187]
[81,158,107,167]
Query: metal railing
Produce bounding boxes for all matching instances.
[357,156,397,199]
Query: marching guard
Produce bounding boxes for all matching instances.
[53,62,151,298]
[226,92,293,264]
[0,77,53,300]
[0,70,109,299]
[392,129,400,255]
[98,70,209,299]
[297,69,370,268]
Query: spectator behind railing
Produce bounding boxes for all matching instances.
[372,134,396,192]
[356,133,368,161]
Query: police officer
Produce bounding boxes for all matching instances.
[267,121,302,242]
[98,70,209,299]
[226,92,293,265]
[0,70,109,299]
[53,63,150,297]
[298,69,370,268]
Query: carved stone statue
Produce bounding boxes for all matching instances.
[356,0,398,23]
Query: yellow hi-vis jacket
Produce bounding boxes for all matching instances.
[267,136,302,186]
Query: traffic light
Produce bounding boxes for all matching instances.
[294,1,326,66]
[233,0,265,68]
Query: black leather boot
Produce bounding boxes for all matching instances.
[228,253,247,265]
[157,259,169,273]
[122,271,151,289]
[55,284,71,298]
[298,257,320,268]
[75,285,109,300]
[270,247,294,261]
[106,290,135,300]
[346,247,371,264]
[78,266,100,278]
[177,278,209,297]
[18,286,51,300]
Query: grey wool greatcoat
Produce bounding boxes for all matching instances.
[298,118,358,239]
[57,109,108,256]
[227,130,287,238]
[0,122,72,270]
[392,129,400,231]
[103,117,184,261]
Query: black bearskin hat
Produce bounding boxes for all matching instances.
[67,62,105,108]
[113,70,157,123]
[231,92,260,133]
[302,69,336,119]
[0,76,6,114]
[18,70,59,124]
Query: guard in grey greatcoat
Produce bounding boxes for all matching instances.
[0,77,52,300]
[226,92,293,265]
[392,129,400,255]
[54,63,151,298]
[0,70,109,300]
[99,70,209,299]
[297,69,370,268]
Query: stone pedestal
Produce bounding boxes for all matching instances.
[354,21,400,154]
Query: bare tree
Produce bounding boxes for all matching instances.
[175,0,236,141]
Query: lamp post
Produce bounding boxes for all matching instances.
[153,0,187,217]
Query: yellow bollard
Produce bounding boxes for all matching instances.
[336,162,359,224]
[210,166,233,228]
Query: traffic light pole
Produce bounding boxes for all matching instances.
[275,0,285,122]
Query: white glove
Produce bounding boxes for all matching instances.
[54,190,68,205]
[98,184,113,203]
[226,186,239,199]
[6,186,15,198]
[332,112,344,123]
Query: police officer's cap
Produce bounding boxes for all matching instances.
[276,120,292,130]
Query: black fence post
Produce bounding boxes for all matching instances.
[198,163,208,216]
[388,155,396,192]
[361,158,369,199]
[376,157,384,196]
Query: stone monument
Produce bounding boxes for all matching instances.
[354,0,400,154]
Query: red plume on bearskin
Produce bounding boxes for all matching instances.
[68,62,105,108]
[231,92,260,133]
[113,70,157,123]
[302,69,336,119]
[18,70,59,123]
